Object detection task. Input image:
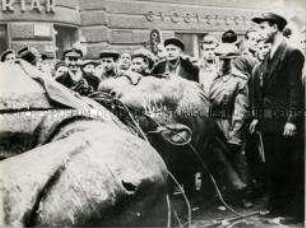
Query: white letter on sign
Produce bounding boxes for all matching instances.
[31,0,42,12]
[46,0,56,13]
[20,0,26,12]
[2,0,15,11]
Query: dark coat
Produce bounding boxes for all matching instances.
[152,57,199,82]
[233,52,258,78]
[250,41,305,134]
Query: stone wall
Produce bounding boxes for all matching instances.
[79,0,284,57]
[1,0,80,57]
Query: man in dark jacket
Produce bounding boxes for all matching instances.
[152,38,199,82]
[249,13,305,223]
[55,48,92,96]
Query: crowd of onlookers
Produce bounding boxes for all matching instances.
[0,25,303,96]
[1,12,305,224]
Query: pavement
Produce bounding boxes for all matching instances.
[171,193,304,228]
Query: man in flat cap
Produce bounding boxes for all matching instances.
[130,49,154,76]
[56,47,92,96]
[152,37,199,82]
[97,50,120,80]
[249,13,305,222]
[0,49,16,65]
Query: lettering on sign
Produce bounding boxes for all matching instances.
[145,10,248,27]
[1,0,56,13]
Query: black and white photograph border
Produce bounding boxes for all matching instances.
[0,0,305,227]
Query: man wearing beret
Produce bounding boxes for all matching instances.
[98,50,120,80]
[152,37,199,82]
[56,48,93,96]
[249,13,305,223]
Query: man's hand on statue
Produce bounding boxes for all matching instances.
[283,122,297,137]
[249,119,259,134]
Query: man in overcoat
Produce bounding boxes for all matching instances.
[249,13,305,223]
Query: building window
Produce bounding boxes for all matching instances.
[54,25,79,59]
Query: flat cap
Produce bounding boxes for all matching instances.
[81,59,99,67]
[18,47,39,65]
[164,37,185,51]
[214,43,239,58]
[99,50,120,61]
[63,47,83,58]
[55,61,67,70]
[0,49,15,62]
[131,49,155,69]
[252,13,287,31]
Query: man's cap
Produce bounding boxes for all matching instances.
[131,49,155,69]
[252,13,287,31]
[41,53,48,61]
[164,37,185,51]
[81,59,99,67]
[99,50,120,61]
[221,29,238,44]
[62,47,83,58]
[55,61,67,70]
[214,43,240,58]
[0,49,15,62]
[17,47,39,65]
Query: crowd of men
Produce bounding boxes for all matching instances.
[0,12,305,224]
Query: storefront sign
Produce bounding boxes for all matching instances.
[145,10,247,26]
[34,24,52,37]
[1,0,56,13]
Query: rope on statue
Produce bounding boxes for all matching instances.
[88,91,192,227]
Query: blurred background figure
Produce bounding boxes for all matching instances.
[283,27,292,39]
[17,47,40,66]
[118,51,132,72]
[156,43,167,62]
[222,29,258,78]
[198,34,219,92]
[82,60,100,91]
[221,29,238,44]
[36,53,53,76]
[256,39,272,62]
[54,61,68,80]
[130,49,154,76]
[0,49,16,65]
[98,50,120,79]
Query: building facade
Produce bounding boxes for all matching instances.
[0,0,79,58]
[0,0,291,59]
